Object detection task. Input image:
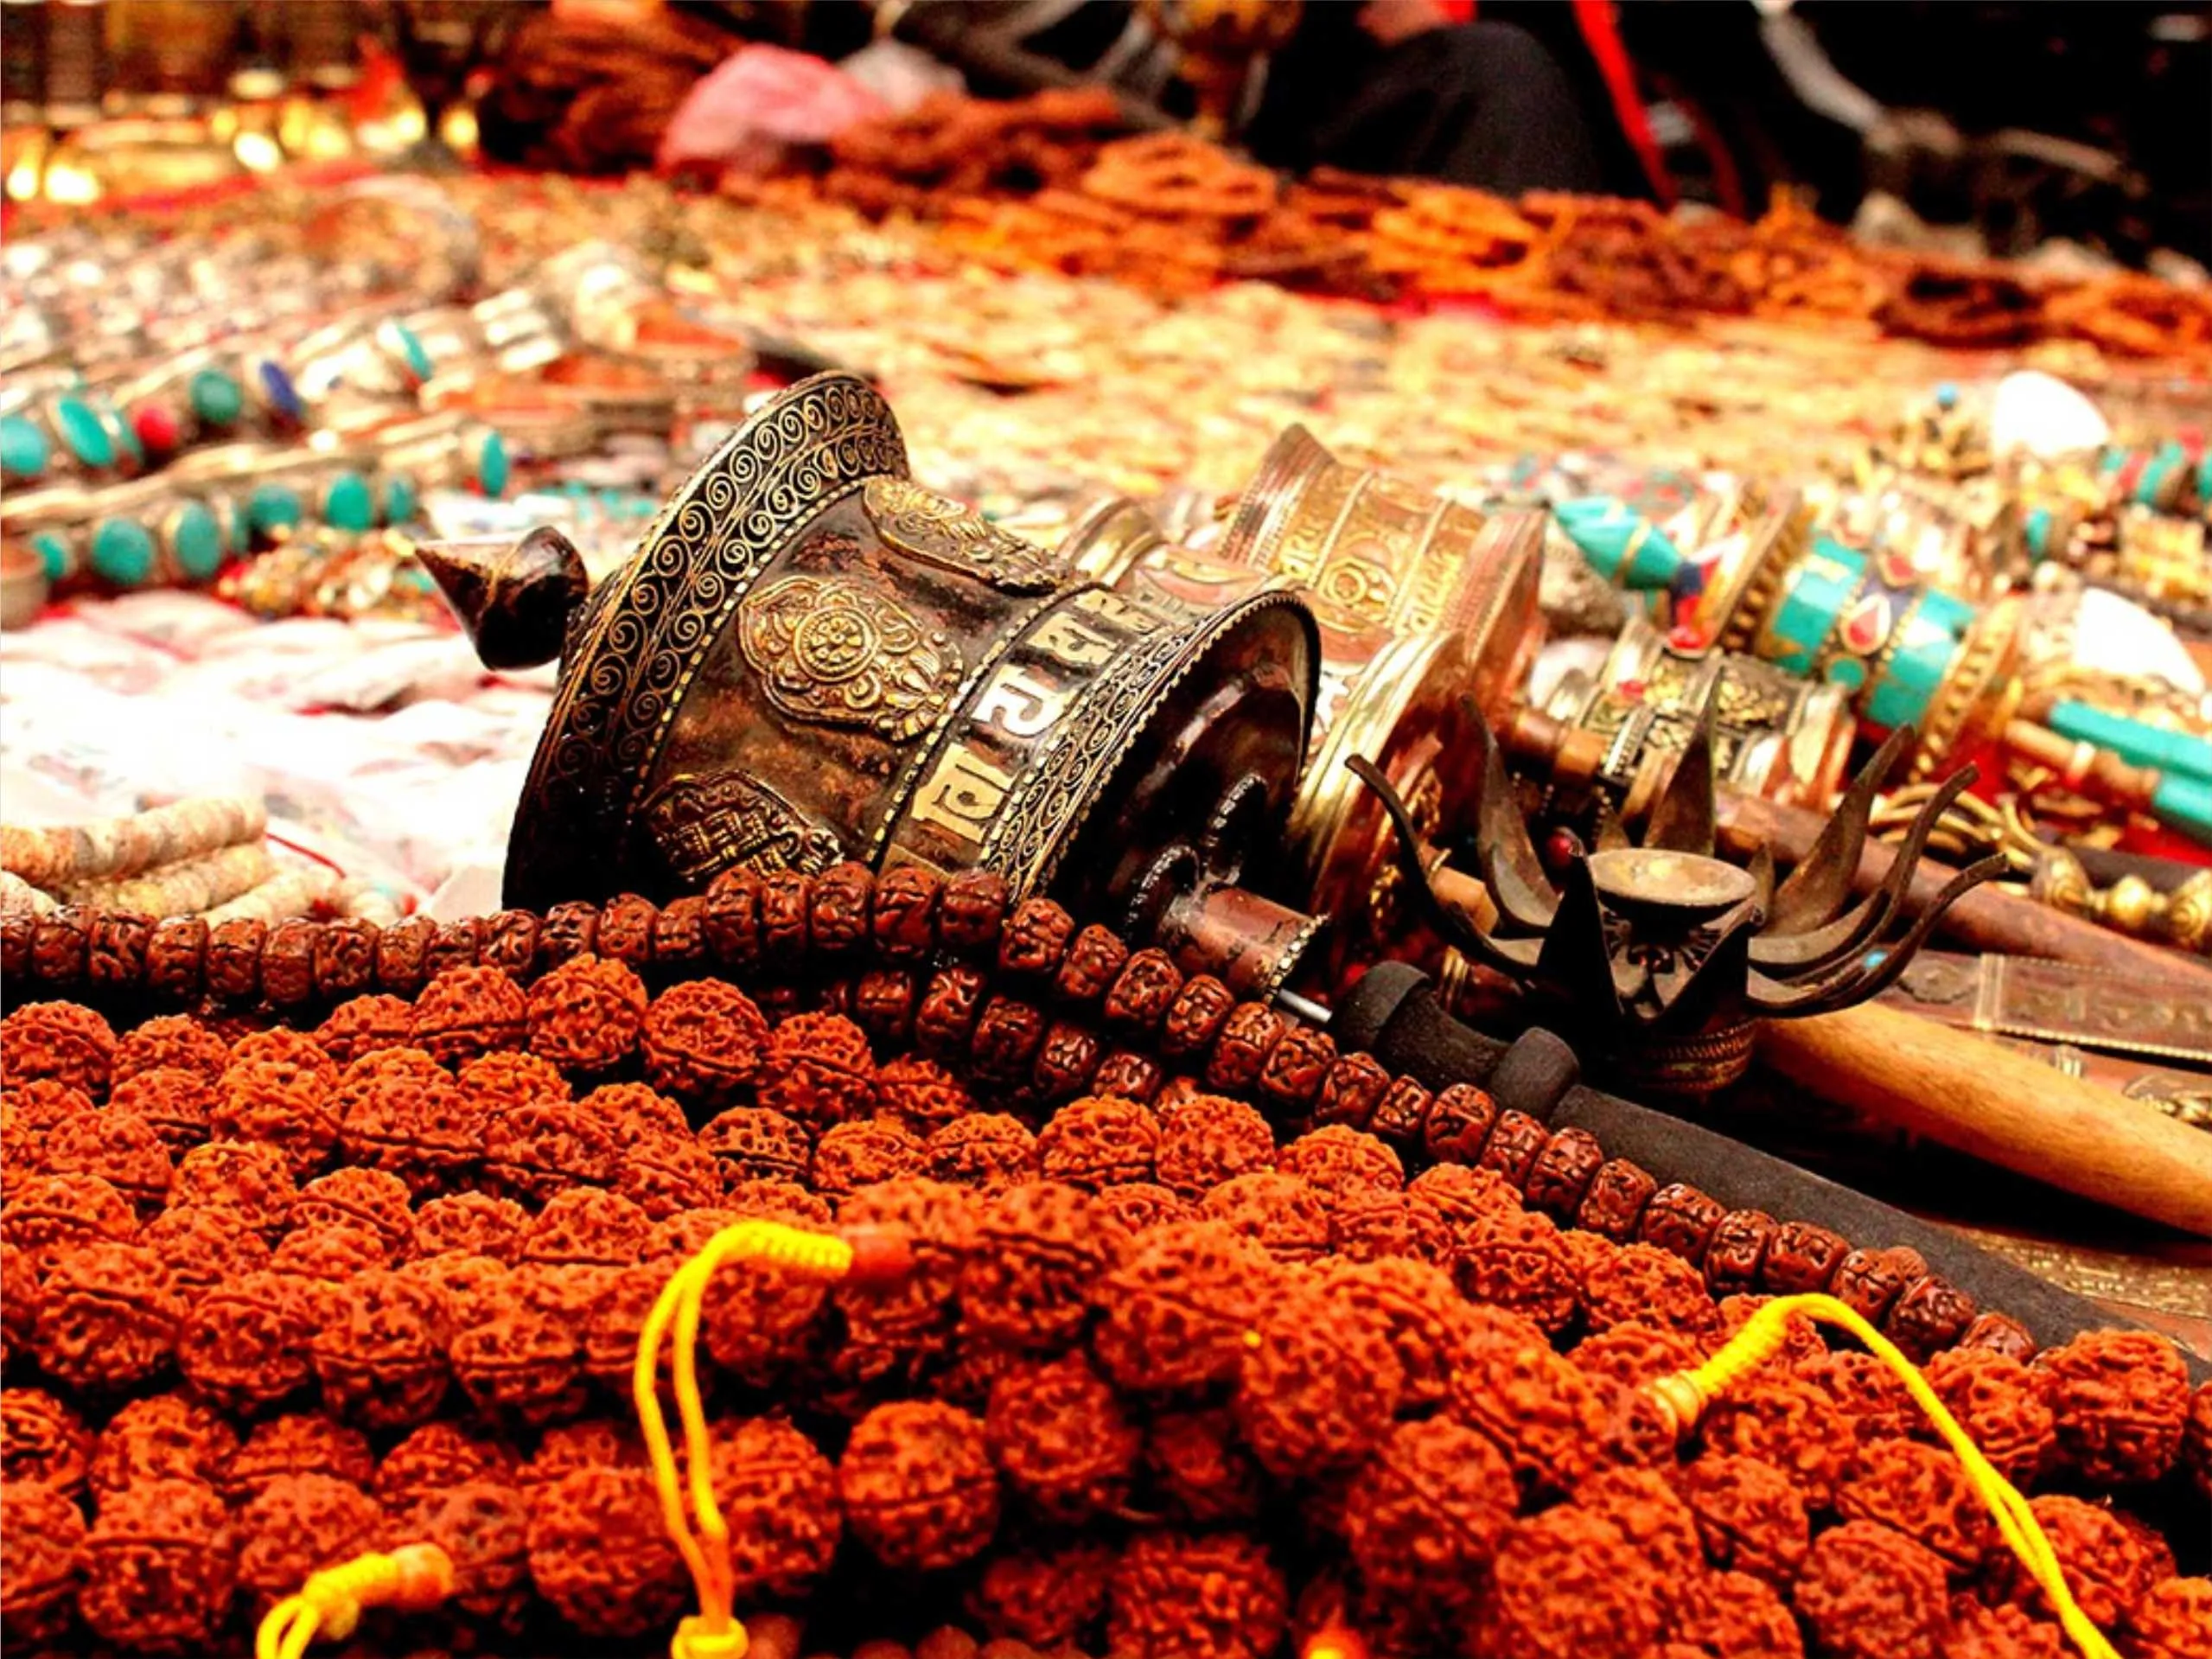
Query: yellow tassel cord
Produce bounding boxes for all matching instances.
[634,1218,863,1659]
[1645,1293,2118,1659]
[254,1542,456,1659]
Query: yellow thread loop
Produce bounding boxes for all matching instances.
[634,1220,862,1659]
[1644,1293,2119,1659]
[254,1544,455,1659]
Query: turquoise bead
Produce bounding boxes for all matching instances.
[1917,590,1977,637]
[170,501,225,579]
[2049,701,2212,784]
[387,321,435,382]
[1863,615,1956,731]
[90,518,156,587]
[1765,542,1864,676]
[52,395,115,469]
[0,412,48,480]
[2152,775,2212,850]
[380,471,420,526]
[249,482,304,536]
[1553,497,1682,590]
[475,430,509,498]
[30,530,73,583]
[2023,507,2054,561]
[189,367,245,428]
[322,471,375,533]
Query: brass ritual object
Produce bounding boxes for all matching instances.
[1059,427,1543,986]
[428,373,1324,997]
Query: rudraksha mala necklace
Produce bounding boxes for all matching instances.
[5,882,2208,1659]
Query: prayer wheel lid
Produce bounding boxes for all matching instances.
[502,372,910,910]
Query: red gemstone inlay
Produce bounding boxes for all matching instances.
[1838,595,1891,656]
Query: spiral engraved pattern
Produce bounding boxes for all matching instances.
[506,375,910,904]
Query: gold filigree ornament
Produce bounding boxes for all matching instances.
[864,476,1063,593]
[739,573,964,743]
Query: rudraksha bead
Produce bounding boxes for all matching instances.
[77,1477,237,1651]
[1204,1002,1285,1096]
[1633,1183,1722,1267]
[986,1352,1140,1520]
[29,909,92,987]
[271,1218,390,1281]
[850,968,918,1048]
[309,1268,453,1429]
[1278,1124,1402,1196]
[1,1388,91,1493]
[1469,1108,1541,1188]
[1,912,38,986]
[696,868,760,969]
[335,1047,482,1196]
[460,1050,570,1117]
[2,1170,137,1270]
[1316,1258,1469,1413]
[113,1012,227,1085]
[1033,1019,1104,1100]
[177,1267,318,1413]
[971,1541,1114,1650]
[1155,1091,1275,1199]
[1159,975,1237,1061]
[910,963,984,1059]
[1137,1406,1261,1527]
[373,1421,516,1507]
[647,896,706,969]
[290,1166,412,1253]
[1361,1075,1427,1147]
[215,1040,344,1183]
[998,896,1076,982]
[835,1177,976,1384]
[2036,1329,2190,1486]
[2001,1494,2169,1629]
[2127,1576,2212,1659]
[312,994,415,1068]
[756,871,812,966]
[451,1274,588,1428]
[969,993,1049,1088]
[1093,1219,1275,1394]
[1884,1274,1975,1362]
[477,916,537,982]
[1672,1451,1809,1588]
[236,1471,389,1615]
[1111,1530,1289,1659]
[519,1420,642,1490]
[1448,1310,1607,1496]
[405,1478,531,1632]
[962,1180,1128,1353]
[760,1009,877,1129]
[698,1209,833,1389]
[537,901,599,970]
[1700,1209,1775,1297]
[87,911,153,992]
[1249,1024,1329,1115]
[262,916,318,1005]
[411,965,528,1066]
[1833,1247,1914,1325]
[621,1127,725,1221]
[1571,1319,1703,1392]
[2,1001,115,1099]
[1583,1241,1720,1338]
[142,1203,271,1298]
[1102,948,1184,1033]
[1094,1180,1193,1235]
[1408,1082,1492,1166]
[1922,1347,2053,1484]
[373,914,436,999]
[44,1107,170,1214]
[1050,923,1125,1006]
[857,1058,959,1140]
[426,917,486,977]
[310,916,379,1001]
[405,1194,524,1266]
[809,1117,924,1201]
[1794,1520,1948,1659]
[1473,1503,1664,1659]
[1836,1436,1990,1571]
[1036,1095,1155,1190]
[218,1411,374,1503]
[527,954,647,1075]
[1669,1569,1801,1659]
[1700,1370,1851,1508]
[1801,1349,1919,1444]
[1327,1187,1449,1267]
[1,1246,40,1367]
[1453,1205,1580,1335]
[839,1399,1000,1570]
[928,1113,1041,1192]
[1086,1049,1159,1103]
[1567,1160,1650,1242]
[1,1477,85,1643]
[2184,1381,2211,1503]
[145,915,208,1001]
[1236,1283,1400,1479]
[594,894,660,973]
[481,1097,621,1205]
[1960,1311,2037,1362]
[939,869,1010,955]
[700,1106,813,1187]
[1524,1127,1605,1220]
[1754,1220,1848,1296]
[526,1464,688,1637]
[201,916,264,1001]
[709,1417,843,1598]
[524,1188,650,1270]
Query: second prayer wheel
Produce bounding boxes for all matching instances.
[463,373,1322,948]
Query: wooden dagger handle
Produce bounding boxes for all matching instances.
[1760,1001,2212,1237]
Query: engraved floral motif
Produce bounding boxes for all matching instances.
[739,574,963,743]
[864,477,1063,593]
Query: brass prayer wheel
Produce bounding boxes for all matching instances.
[1057,431,1544,986]
[435,373,1322,956]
